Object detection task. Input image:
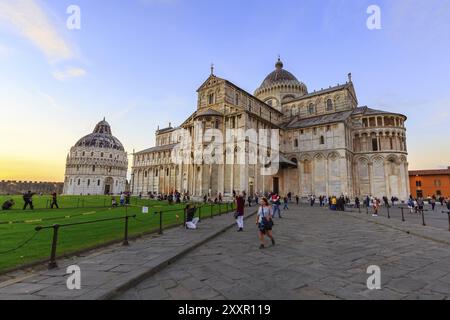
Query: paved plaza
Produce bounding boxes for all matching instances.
[117,205,450,300]
[0,204,449,300]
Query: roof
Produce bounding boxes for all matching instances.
[74,119,125,151]
[409,167,450,176]
[288,83,351,103]
[195,108,223,117]
[135,143,177,155]
[284,110,354,129]
[355,106,407,118]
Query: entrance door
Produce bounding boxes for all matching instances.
[104,177,113,195]
[273,177,279,194]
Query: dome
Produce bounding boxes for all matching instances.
[254,58,308,99]
[74,119,125,151]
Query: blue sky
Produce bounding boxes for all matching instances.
[0,0,449,181]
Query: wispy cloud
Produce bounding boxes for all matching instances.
[52,66,87,81]
[0,0,73,62]
[37,90,64,111]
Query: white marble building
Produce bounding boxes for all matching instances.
[131,59,410,200]
[63,119,128,195]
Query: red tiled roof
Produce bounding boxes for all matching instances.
[409,167,450,176]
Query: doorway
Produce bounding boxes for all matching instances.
[273,177,279,194]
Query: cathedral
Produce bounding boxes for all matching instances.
[63,119,128,195]
[131,59,410,200]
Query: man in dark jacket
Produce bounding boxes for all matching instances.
[50,192,59,209]
[23,191,35,210]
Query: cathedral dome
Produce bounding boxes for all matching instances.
[75,119,125,151]
[254,58,308,108]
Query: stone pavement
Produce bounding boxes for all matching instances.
[117,205,450,300]
[0,210,253,300]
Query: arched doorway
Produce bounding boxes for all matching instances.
[104,177,114,195]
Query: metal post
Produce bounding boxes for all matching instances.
[123,215,130,246]
[159,211,163,234]
[198,206,201,221]
[48,225,60,269]
[421,209,426,226]
[387,205,390,219]
[210,204,213,218]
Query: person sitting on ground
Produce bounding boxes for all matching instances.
[185,204,199,230]
[2,199,15,210]
[111,197,118,207]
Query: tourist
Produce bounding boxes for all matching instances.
[185,204,199,230]
[111,197,118,207]
[295,195,299,206]
[372,198,380,217]
[417,196,424,214]
[430,195,436,211]
[235,193,245,232]
[256,197,275,249]
[125,192,131,205]
[120,193,125,206]
[247,194,253,207]
[22,191,35,210]
[407,197,414,213]
[283,195,289,210]
[355,197,360,209]
[1,199,15,210]
[310,195,316,207]
[218,193,223,203]
[330,196,337,211]
[50,192,59,209]
[271,193,282,218]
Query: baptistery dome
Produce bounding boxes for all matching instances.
[63,119,128,195]
[75,119,125,151]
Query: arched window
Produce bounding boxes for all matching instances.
[308,103,315,115]
[294,139,299,148]
[320,136,325,145]
[326,99,333,111]
[155,170,159,177]
[144,171,148,178]
[208,93,214,105]
[92,165,95,172]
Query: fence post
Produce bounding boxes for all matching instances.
[123,215,130,246]
[159,211,163,234]
[48,224,60,269]
[198,206,202,221]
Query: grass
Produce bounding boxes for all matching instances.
[0,195,234,273]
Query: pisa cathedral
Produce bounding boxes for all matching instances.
[131,59,410,200]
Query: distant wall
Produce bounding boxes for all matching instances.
[0,180,64,195]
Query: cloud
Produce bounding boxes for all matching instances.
[0,0,73,62]
[52,67,87,81]
[37,90,63,110]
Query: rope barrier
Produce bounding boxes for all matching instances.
[0,230,41,255]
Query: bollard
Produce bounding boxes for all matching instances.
[401,207,405,222]
[48,224,60,269]
[387,205,390,219]
[421,209,426,226]
[123,215,130,246]
[159,211,163,234]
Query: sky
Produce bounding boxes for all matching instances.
[0,0,449,182]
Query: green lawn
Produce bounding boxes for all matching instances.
[0,195,235,273]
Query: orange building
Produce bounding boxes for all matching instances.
[409,167,450,198]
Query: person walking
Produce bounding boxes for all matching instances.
[256,197,275,249]
[372,198,380,217]
[271,194,282,218]
[50,192,59,209]
[22,191,35,210]
[283,195,289,210]
[235,193,245,232]
[430,195,436,211]
[295,195,299,206]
